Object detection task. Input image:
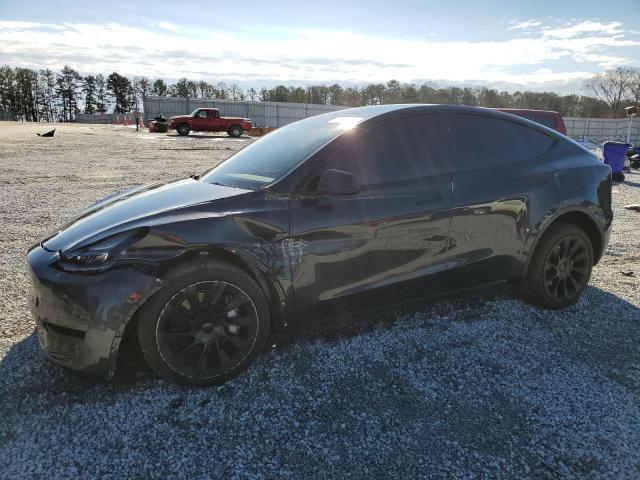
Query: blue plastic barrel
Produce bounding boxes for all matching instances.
[603,142,630,174]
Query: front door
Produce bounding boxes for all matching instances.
[191,109,210,131]
[288,114,454,320]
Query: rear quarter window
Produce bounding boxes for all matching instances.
[528,128,557,159]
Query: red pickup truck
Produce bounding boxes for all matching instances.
[498,108,567,135]
[169,108,252,137]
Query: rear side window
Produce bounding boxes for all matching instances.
[326,114,452,188]
[440,114,530,172]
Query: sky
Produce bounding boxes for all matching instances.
[0,0,639,94]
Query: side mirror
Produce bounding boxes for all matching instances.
[316,169,360,195]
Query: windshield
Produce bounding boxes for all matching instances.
[189,109,201,116]
[201,111,366,190]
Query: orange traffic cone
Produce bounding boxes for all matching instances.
[115,115,120,125]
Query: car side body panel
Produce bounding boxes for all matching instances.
[448,159,557,286]
[288,174,453,321]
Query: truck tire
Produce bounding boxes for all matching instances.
[177,123,190,136]
[228,125,243,138]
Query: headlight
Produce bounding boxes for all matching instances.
[58,228,148,272]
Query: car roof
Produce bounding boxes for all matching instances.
[497,108,561,116]
[328,104,536,127]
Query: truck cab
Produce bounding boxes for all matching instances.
[192,108,222,132]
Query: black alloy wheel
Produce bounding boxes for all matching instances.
[521,222,593,309]
[137,260,270,385]
[542,235,590,303]
[156,281,258,380]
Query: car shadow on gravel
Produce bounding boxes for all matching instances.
[3,283,639,393]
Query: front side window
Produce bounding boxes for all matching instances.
[201,112,368,190]
[196,110,208,118]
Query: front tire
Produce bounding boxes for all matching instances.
[137,260,270,385]
[521,223,593,309]
[177,123,190,136]
[228,125,243,138]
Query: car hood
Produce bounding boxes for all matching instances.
[170,115,191,121]
[42,179,250,252]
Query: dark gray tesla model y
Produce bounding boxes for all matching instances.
[27,105,613,385]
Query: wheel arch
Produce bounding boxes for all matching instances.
[525,209,604,277]
[111,246,287,375]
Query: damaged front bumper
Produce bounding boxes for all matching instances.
[27,245,164,379]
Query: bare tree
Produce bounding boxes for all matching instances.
[585,67,634,116]
[229,84,245,101]
[628,68,640,104]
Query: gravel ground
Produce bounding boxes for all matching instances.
[0,122,639,478]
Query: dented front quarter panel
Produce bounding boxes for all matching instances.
[29,185,293,379]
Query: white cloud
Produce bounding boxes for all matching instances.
[508,20,541,31]
[542,21,624,39]
[0,19,636,92]
[157,21,181,32]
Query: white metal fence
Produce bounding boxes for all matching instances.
[565,117,638,143]
[75,113,131,124]
[141,96,346,128]
[74,102,639,144]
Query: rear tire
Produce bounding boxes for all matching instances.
[521,223,593,309]
[228,125,243,138]
[137,260,270,385]
[177,123,190,136]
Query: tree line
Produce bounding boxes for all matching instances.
[1,64,638,122]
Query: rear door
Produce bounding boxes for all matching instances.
[446,114,558,284]
[288,114,454,319]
